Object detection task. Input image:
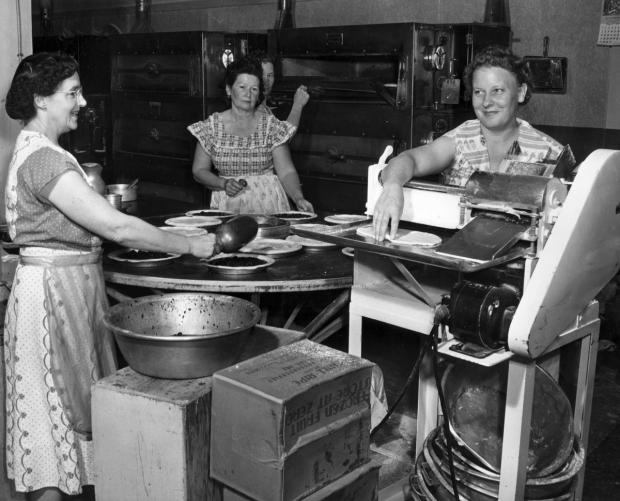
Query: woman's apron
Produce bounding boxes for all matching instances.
[10,249,117,436]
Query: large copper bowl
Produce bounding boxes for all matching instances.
[103,293,261,379]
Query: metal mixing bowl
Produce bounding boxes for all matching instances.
[103,293,261,379]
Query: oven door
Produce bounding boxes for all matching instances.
[268,24,415,212]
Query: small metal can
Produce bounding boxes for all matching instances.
[104,193,123,210]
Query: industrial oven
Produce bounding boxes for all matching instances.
[293,149,620,499]
[267,22,510,213]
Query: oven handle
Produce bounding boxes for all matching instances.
[370,82,397,109]
[306,85,376,97]
[306,83,400,110]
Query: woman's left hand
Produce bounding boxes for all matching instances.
[187,233,217,258]
[224,178,246,197]
[293,85,310,108]
[295,198,314,213]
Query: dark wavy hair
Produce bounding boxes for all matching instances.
[463,45,532,105]
[250,50,275,66]
[223,56,265,107]
[5,52,79,122]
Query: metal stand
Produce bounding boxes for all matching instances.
[498,306,599,500]
[349,250,599,501]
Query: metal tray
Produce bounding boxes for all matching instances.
[292,221,527,272]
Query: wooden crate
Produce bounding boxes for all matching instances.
[92,367,219,501]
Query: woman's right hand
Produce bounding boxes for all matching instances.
[187,233,217,258]
[293,85,310,108]
[295,198,314,213]
[372,183,404,241]
[223,178,246,197]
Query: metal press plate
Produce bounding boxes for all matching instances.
[292,221,528,272]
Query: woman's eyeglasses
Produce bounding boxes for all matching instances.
[54,88,83,100]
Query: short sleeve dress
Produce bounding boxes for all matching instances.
[4,130,117,495]
[188,111,296,213]
[441,119,565,187]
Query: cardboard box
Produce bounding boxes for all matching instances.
[211,340,375,501]
[303,459,381,501]
[220,460,381,501]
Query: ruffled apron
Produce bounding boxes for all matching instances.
[210,173,291,214]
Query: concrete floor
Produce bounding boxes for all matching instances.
[582,347,620,500]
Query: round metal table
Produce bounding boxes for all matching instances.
[103,240,353,342]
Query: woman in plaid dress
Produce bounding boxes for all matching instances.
[188,57,313,214]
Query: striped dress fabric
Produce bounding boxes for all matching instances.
[441,119,564,186]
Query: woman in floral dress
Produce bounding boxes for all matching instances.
[188,57,313,214]
[3,52,215,501]
[373,46,566,241]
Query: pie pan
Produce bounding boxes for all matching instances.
[108,248,181,267]
[270,211,317,224]
[204,253,275,275]
[185,209,235,220]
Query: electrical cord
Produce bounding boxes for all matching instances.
[369,335,430,440]
[393,302,461,500]
[368,302,460,499]
[430,327,460,501]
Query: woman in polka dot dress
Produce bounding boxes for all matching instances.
[3,53,216,500]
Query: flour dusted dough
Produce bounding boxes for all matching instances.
[164,216,221,228]
[389,229,442,247]
[355,225,441,247]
